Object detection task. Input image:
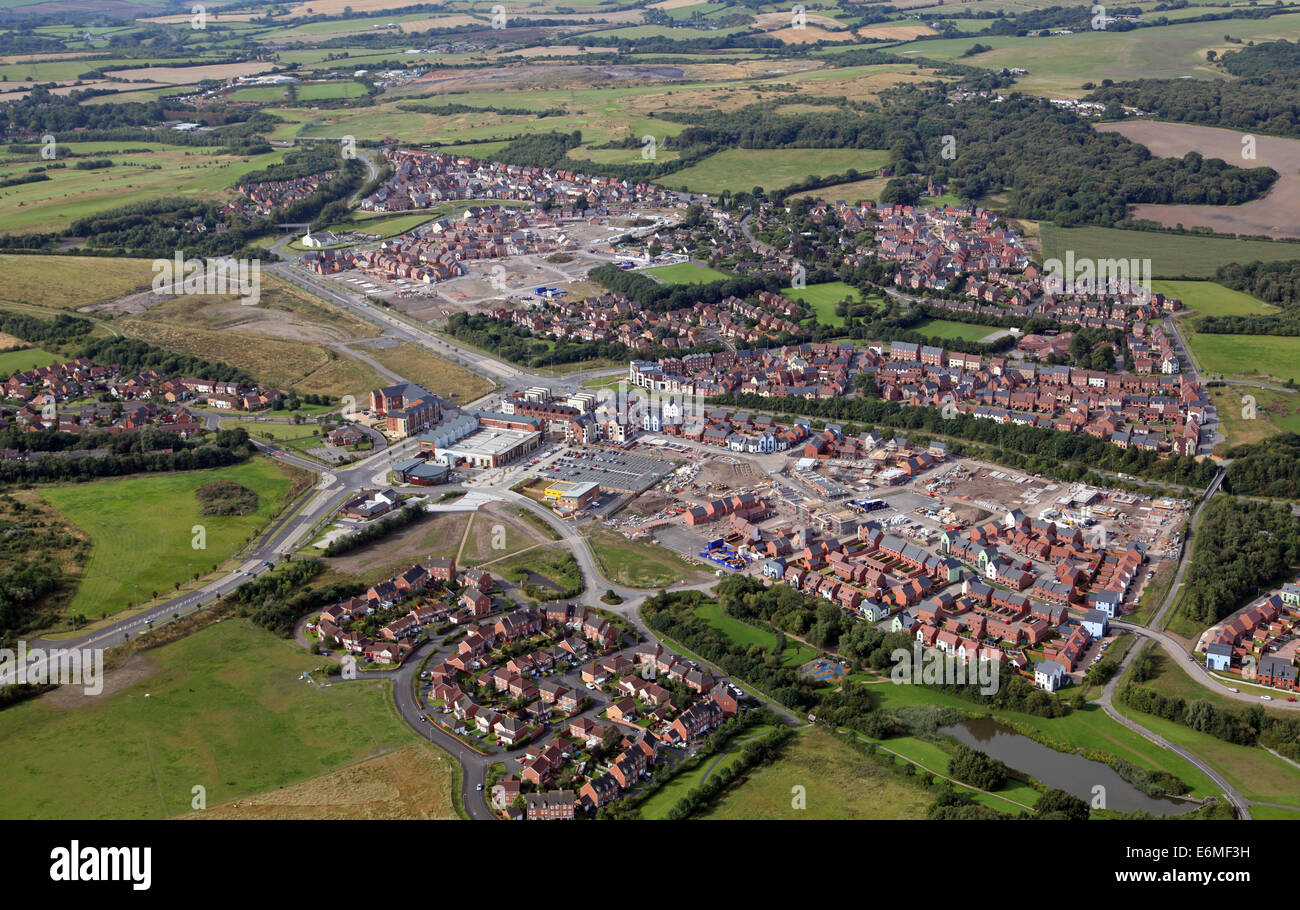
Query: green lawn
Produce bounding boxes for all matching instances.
[693,599,819,668]
[913,318,999,343]
[0,347,60,375]
[642,262,735,285]
[781,280,861,327]
[36,458,301,620]
[0,617,420,818]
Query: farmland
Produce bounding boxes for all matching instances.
[0,144,288,235]
[1039,225,1300,278]
[1097,122,1300,240]
[886,14,1300,97]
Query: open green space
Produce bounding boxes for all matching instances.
[660,148,890,196]
[780,280,861,327]
[637,724,779,819]
[868,679,1220,797]
[0,347,60,375]
[693,598,819,669]
[701,726,932,819]
[641,262,735,285]
[35,458,302,620]
[0,617,419,819]
[912,318,999,342]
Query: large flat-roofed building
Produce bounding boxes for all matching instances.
[543,481,601,512]
[432,424,541,468]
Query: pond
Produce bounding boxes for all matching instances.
[941,717,1200,816]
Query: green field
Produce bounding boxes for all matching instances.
[1186,330,1300,385]
[693,599,818,668]
[1153,279,1300,383]
[913,318,999,342]
[886,13,1300,96]
[0,617,420,819]
[780,280,861,326]
[1154,280,1278,319]
[642,262,735,285]
[36,459,302,620]
[1040,225,1300,279]
[660,148,891,195]
[0,347,60,375]
[0,145,288,235]
[701,727,933,819]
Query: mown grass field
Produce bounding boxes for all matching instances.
[642,262,735,285]
[1185,331,1300,385]
[1155,279,1277,319]
[780,280,860,326]
[0,618,424,819]
[660,148,890,195]
[701,727,932,819]
[913,318,998,342]
[0,346,60,374]
[1040,225,1300,278]
[35,458,303,620]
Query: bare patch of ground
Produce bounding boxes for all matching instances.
[179,744,457,819]
[39,653,158,710]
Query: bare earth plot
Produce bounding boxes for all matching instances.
[1097,121,1300,239]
